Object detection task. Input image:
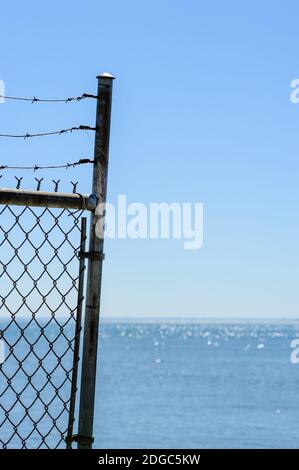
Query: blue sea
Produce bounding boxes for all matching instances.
[1,321,299,449]
[94,321,299,449]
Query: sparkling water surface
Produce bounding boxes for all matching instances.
[1,321,299,448]
[94,322,299,449]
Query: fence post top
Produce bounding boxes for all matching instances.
[96,73,115,80]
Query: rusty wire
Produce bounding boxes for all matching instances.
[0,126,96,139]
[0,93,97,103]
[0,159,94,172]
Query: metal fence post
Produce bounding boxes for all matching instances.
[77,73,115,449]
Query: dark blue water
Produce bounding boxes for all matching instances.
[1,321,299,448]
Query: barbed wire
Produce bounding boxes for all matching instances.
[0,92,97,103]
[0,158,94,172]
[0,125,96,139]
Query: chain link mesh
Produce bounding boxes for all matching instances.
[0,203,86,448]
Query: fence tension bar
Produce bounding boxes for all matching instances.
[66,217,88,449]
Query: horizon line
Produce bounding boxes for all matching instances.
[1,314,298,324]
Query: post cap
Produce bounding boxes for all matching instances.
[97,72,115,80]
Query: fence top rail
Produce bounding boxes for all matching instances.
[0,188,97,211]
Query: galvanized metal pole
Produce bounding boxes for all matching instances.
[0,189,96,211]
[77,73,115,449]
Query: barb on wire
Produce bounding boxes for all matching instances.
[0,158,94,171]
[0,125,96,139]
[0,92,97,103]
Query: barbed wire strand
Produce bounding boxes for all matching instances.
[0,158,94,171]
[0,93,97,103]
[0,125,96,139]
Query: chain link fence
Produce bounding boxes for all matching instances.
[0,200,87,448]
[0,73,114,450]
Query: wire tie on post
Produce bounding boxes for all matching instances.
[68,193,86,216]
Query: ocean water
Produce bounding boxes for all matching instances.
[94,322,299,449]
[1,321,299,449]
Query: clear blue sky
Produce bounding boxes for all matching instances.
[0,0,298,318]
